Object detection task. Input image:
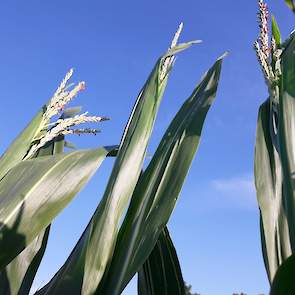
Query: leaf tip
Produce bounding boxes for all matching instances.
[217,51,229,60]
[170,23,184,48]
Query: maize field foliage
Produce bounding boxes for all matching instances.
[255,0,295,294]
[0,24,225,295]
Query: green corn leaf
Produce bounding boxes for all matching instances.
[0,138,65,295]
[0,146,113,270]
[270,254,295,295]
[285,0,295,12]
[279,30,295,183]
[278,32,295,258]
[34,43,193,295]
[163,40,201,58]
[280,30,295,51]
[138,227,185,295]
[254,100,288,282]
[0,226,50,295]
[272,15,281,46]
[0,110,43,180]
[255,33,295,282]
[99,55,224,294]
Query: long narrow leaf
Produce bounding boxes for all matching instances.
[277,32,295,249]
[270,253,295,295]
[0,146,113,269]
[0,111,43,180]
[0,138,65,295]
[99,55,224,294]
[35,41,196,294]
[138,226,185,295]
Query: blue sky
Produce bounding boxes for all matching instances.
[0,0,294,294]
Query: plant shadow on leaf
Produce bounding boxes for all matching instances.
[0,202,27,294]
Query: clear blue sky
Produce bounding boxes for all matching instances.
[0,0,293,294]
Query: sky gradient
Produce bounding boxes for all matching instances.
[0,1,294,294]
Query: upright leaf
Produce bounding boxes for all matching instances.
[99,55,224,294]
[254,100,289,281]
[138,227,185,295]
[277,32,295,248]
[35,42,196,295]
[272,15,281,46]
[270,254,295,295]
[255,27,295,282]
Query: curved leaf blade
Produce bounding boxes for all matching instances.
[272,15,281,46]
[0,146,112,269]
[254,100,289,281]
[99,55,224,294]
[278,33,295,227]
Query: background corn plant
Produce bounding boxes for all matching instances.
[0,24,224,295]
[255,1,295,294]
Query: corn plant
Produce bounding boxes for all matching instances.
[0,67,113,295]
[0,24,224,294]
[254,0,295,293]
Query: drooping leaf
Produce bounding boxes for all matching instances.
[270,254,295,295]
[61,107,82,119]
[272,15,281,46]
[99,55,224,294]
[0,138,65,295]
[0,146,113,269]
[0,110,43,180]
[35,41,196,295]
[138,227,185,295]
